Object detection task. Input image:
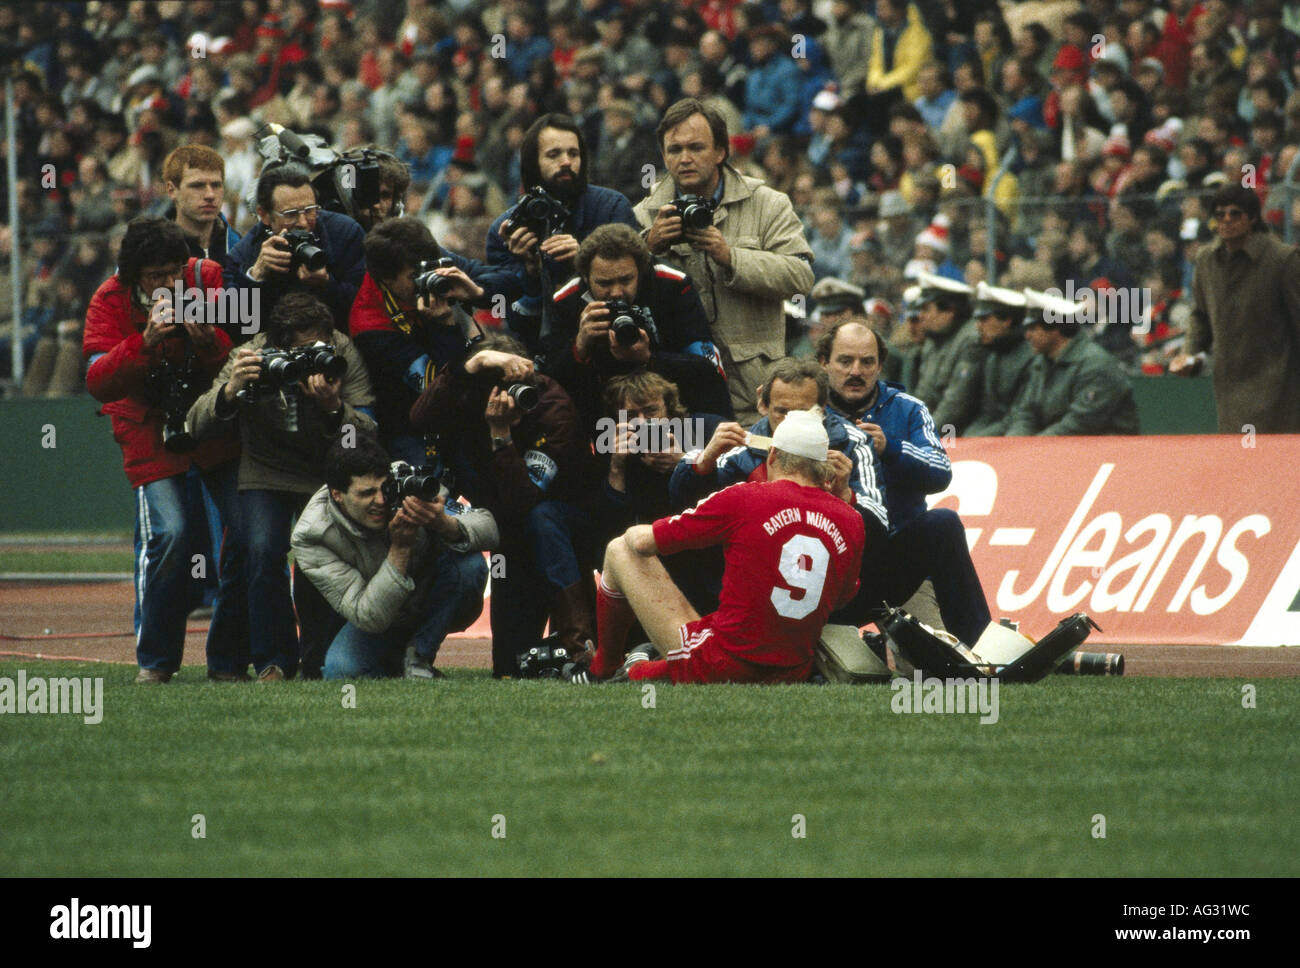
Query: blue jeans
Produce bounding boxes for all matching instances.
[323,549,488,678]
[132,460,247,674]
[231,489,306,677]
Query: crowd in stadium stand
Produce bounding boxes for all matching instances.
[2,0,1298,397]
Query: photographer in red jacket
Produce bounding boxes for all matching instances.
[83,216,247,683]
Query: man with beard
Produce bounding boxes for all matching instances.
[487,113,639,352]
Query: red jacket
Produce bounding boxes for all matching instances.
[84,258,240,488]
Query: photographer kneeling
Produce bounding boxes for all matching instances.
[188,292,376,680]
[292,438,496,679]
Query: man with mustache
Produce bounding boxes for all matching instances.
[817,318,992,648]
[487,113,639,350]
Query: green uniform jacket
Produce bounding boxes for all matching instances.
[1005,333,1140,436]
[964,332,1036,437]
[188,329,377,492]
[633,166,815,424]
[1187,231,1300,433]
[913,319,984,434]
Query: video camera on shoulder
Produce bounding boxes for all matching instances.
[250,123,394,221]
[280,229,328,273]
[671,194,716,231]
[510,185,571,240]
[414,257,456,299]
[236,341,348,402]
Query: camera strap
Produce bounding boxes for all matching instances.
[379,282,413,335]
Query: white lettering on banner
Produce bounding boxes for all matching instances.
[933,461,1274,618]
[997,464,1114,611]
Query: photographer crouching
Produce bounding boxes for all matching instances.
[188,292,377,680]
[83,216,245,684]
[291,438,496,678]
[409,333,601,677]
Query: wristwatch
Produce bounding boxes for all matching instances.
[491,435,512,451]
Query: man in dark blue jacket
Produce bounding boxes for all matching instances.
[223,163,367,343]
[544,223,731,430]
[818,319,992,646]
[487,114,639,348]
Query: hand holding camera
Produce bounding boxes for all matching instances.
[413,259,483,307]
[300,370,343,412]
[647,204,684,253]
[222,347,264,403]
[484,385,525,437]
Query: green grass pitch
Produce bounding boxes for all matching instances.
[1,661,1296,877]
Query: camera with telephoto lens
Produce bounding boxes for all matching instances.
[604,300,654,346]
[413,257,456,299]
[516,636,575,678]
[383,461,442,512]
[510,185,571,240]
[672,194,716,230]
[144,356,201,453]
[280,229,328,273]
[236,341,348,402]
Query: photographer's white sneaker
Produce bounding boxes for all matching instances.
[403,647,444,680]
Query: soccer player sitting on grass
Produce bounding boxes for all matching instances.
[573,410,865,684]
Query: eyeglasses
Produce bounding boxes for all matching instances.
[275,205,321,219]
[1213,207,1246,220]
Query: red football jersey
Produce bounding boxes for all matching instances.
[652,479,865,669]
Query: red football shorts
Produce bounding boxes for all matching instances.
[627,616,810,684]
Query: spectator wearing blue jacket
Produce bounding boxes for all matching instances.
[486,114,638,353]
[792,38,835,139]
[817,320,992,646]
[504,10,553,83]
[223,163,366,344]
[742,25,803,136]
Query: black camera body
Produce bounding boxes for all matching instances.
[145,357,201,453]
[414,258,456,299]
[516,636,577,678]
[604,300,655,346]
[281,229,328,274]
[383,461,442,509]
[511,185,571,240]
[672,194,716,231]
[237,342,347,402]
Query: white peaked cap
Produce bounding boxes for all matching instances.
[974,281,1028,308]
[916,268,974,295]
[1022,288,1088,324]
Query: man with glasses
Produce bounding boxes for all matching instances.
[1171,184,1300,433]
[83,217,246,684]
[223,163,367,344]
